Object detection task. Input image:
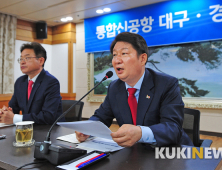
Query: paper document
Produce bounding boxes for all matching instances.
[57,121,113,140]
[56,132,124,153]
[57,152,100,170]
[0,123,14,128]
[77,137,124,152]
[57,133,95,144]
[57,133,80,144]
[57,121,124,152]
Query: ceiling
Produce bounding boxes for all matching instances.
[0,0,167,26]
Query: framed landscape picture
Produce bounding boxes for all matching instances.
[87,40,222,109]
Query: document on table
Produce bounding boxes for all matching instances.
[76,137,124,152]
[57,121,113,140]
[57,133,95,144]
[0,123,14,128]
[57,133,124,153]
[57,121,124,152]
[57,133,80,144]
[57,152,104,170]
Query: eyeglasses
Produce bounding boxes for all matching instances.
[17,57,39,63]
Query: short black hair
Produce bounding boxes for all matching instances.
[20,42,47,67]
[110,32,149,63]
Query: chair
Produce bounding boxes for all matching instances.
[183,108,212,147]
[62,100,84,122]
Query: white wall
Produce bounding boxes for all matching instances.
[75,22,101,119]
[51,43,68,93]
[14,40,70,93]
[199,109,222,133]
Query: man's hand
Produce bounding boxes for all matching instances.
[75,131,90,142]
[111,124,142,147]
[0,106,14,124]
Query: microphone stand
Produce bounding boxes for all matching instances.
[34,72,112,165]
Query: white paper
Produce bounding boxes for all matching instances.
[56,133,124,153]
[77,137,124,152]
[57,133,80,144]
[57,152,100,170]
[57,121,124,153]
[57,121,113,140]
[74,146,95,153]
[0,123,14,128]
[56,133,95,144]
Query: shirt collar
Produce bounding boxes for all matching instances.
[28,72,41,83]
[125,70,145,90]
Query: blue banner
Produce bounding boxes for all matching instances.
[84,0,222,53]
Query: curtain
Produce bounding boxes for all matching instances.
[0,13,17,94]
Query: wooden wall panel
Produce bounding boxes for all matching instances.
[0,94,76,107]
[52,23,76,35]
[61,93,76,100]
[17,19,35,32]
[52,23,76,44]
[0,101,9,107]
[16,35,52,45]
[17,29,35,38]
[68,40,74,93]
[0,94,12,107]
[52,32,74,42]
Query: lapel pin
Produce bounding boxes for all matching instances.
[146,95,150,99]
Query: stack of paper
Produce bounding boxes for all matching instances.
[76,137,124,152]
[57,121,124,152]
[57,121,113,140]
[57,133,80,144]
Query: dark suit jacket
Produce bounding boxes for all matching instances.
[90,68,193,146]
[9,69,64,124]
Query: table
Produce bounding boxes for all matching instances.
[0,125,222,170]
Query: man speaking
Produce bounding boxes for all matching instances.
[76,32,193,147]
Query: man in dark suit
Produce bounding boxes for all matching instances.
[0,42,63,124]
[76,32,193,147]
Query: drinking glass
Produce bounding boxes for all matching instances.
[13,121,35,147]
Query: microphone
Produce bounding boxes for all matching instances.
[34,71,113,165]
[102,70,113,81]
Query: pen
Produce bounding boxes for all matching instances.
[75,153,104,167]
[76,153,106,168]
[78,154,106,168]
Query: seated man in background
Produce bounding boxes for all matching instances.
[0,42,64,124]
[76,32,193,147]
